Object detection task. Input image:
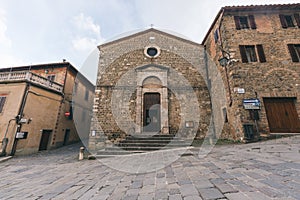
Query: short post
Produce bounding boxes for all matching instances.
[79,147,85,161]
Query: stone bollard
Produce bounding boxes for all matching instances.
[79,147,85,161]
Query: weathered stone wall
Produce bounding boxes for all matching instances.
[89,30,212,149]
[204,9,300,139]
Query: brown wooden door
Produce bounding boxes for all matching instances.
[39,130,52,151]
[143,93,161,132]
[264,98,300,133]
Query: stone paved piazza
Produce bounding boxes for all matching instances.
[0,136,300,199]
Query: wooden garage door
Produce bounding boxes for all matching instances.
[263,98,300,133]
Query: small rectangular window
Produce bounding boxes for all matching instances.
[234,15,256,30]
[0,96,7,113]
[222,107,228,123]
[47,75,55,82]
[214,29,219,43]
[85,89,89,101]
[288,44,300,62]
[280,14,295,28]
[245,45,257,62]
[239,45,266,63]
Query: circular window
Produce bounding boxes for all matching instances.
[147,47,158,57]
[144,46,160,58]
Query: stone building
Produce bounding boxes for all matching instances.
[0,62,94,156]
[89,28,218,151]
[90,3,300,151]
[202,3,300,141]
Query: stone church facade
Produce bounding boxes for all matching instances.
[89,29,218,150]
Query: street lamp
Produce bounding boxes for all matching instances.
[218,57,229,67]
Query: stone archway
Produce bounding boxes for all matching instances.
[135,65,169,134]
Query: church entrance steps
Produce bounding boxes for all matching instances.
[95,133,192,157]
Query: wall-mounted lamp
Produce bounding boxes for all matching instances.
[218,57,229,67]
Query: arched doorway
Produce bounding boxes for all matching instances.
[143,93,161,132]
[135,65,169,134]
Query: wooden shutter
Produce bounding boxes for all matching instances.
[279,15,288,28]
[294,13,300,28]
[256,45,266,63]
[288,44,299,62]
[248,15,257,29]
[239,45,248,63]
[234,16,241,30]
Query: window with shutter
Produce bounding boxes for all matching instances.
[294,14,300,27]
[239,45,248,63]
[256,45,266,63]
[234,16,241,30]
[239,16,249,29]
[248,15,257,29]
[280,14,296,28]
[288,44,300,62]
[234,15,256,30]
[239,45,265,63]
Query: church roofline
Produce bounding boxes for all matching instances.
[99,28,201,48]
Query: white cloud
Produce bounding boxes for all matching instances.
[73,13,101,36]
[72,37,98,52]
[71,13,103,52]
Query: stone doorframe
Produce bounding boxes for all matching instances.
[135,65,169,134]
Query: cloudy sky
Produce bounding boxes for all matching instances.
[0,0,298,82]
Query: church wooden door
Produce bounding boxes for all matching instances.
[143,93,161,132]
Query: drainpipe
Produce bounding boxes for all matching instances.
[10,83,30,156]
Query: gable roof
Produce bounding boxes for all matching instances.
[99,28,201,48]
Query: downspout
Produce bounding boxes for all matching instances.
[10,83,30,156]
[218,9,233,107]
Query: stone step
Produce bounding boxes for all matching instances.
[124,136,177,141]
[97,150,145,155]
[116,142,189,147]
[105,146,181,151]
[95,133,192,157]
[119,139,184,144]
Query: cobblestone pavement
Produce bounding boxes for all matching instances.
[0,136,300,200]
